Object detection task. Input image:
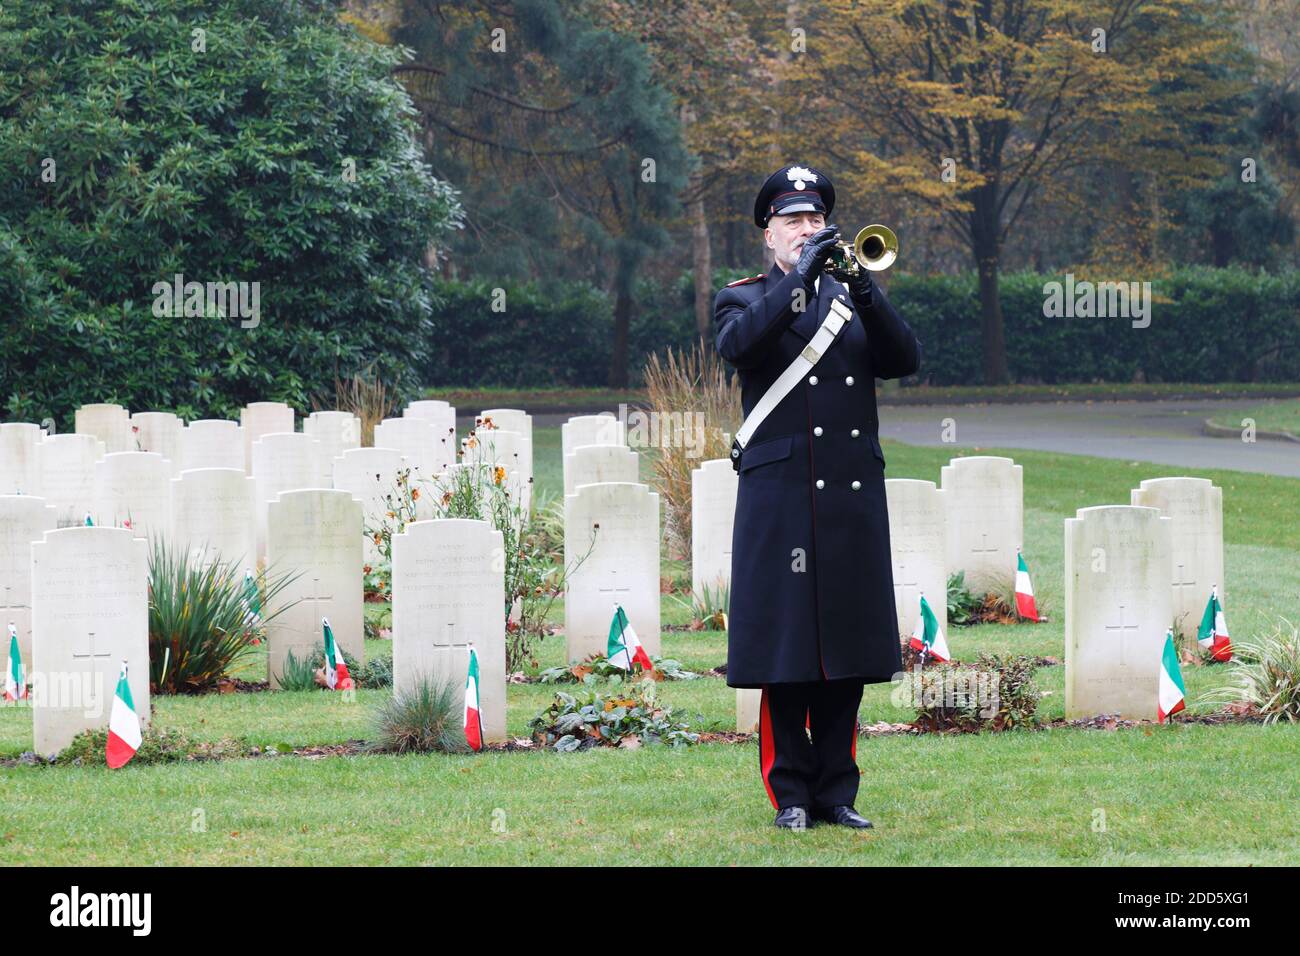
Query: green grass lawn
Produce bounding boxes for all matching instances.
[1,430,1296,865]
[1209,399,1300,438]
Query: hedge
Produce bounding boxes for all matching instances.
[421,267,1300,387]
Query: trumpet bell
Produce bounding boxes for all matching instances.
[852,224,898,271]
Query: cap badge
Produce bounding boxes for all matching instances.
[787,166,817,190]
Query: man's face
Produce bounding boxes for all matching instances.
[765,210,827,271]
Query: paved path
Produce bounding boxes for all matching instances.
[877,399,1300,478]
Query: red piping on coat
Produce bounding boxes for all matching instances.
[759,685,779,809]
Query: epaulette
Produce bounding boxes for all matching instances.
[726,273,766,288]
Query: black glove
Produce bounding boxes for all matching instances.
[793,225,840,287]
[844,267,874,305]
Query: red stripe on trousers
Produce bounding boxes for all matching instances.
[759,685,779,809]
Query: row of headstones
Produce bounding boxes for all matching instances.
[692,457,1228,730]
[14,495,517,756]
[0,400,536,557]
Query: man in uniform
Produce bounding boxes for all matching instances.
[713,164,921,830]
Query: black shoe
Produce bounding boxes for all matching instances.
[773,805,814,830]
[813,804,874,829]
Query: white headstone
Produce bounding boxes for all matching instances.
[1130,477,1225,641]
[940,456,1023,593]
[130,412,184,475]
[374,417,453,483]
[737,689,761,734]
[0,423,43,495]
[31,527,149,755]
[333,447,407,562]
[561,413,624,459]
[0,495,59,667]
[691,459,737,599]
[401,403,457,465]
[251,432,322,558]
[392,518,506,743]
[404,399,452,419]
[304,411,361,484]
[885,479,948,639]
[74,403,132,453]
[94,452,172,540]
[265,489,364,688]
[170,468,257,569]
[36,434,104,526]
[1064,505,1173,720]
[182,419,244,471]
[564,444,640,498]
[478,408,533,493]
[240,402,294,474]
[462,427,530,513]
[564,482,660,662]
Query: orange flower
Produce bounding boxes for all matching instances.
[411,488,420,500]
[441,491,452,505]
[493,465,505,485]
[372,532,381,544]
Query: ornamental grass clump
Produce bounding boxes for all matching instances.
[148,541,296,694]
[369,675,469,754]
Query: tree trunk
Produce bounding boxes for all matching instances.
[971,188,1009,384]
[691,176,713,342]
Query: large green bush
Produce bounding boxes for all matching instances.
[0,0,462,428]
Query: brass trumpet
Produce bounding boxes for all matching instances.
[826,224,898,279]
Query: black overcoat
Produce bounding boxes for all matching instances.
[713,264,922,688]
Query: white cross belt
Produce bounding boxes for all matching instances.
[734,297,853,450]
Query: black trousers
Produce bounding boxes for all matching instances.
[758,678,864,810]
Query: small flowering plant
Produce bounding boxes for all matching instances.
[362,467,423,601]
[364,430,595,671]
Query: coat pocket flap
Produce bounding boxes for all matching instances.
[739,435,793,473]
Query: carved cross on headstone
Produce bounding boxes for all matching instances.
[971,531,999,556]
[892,556,921,609]
[1172,563,1197,598]
[598,571,631,602]
[305,576,332,633]
[72,631,113,706]
[1104,605,1140,667]
[2,585,31,618]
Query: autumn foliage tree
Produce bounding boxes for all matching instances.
[787,0,1254,383]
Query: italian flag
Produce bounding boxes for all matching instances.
[1157,628,1186,724]
[1014,550,1039,621]
[243,570,262,626]
[83,512,93,526]
[106,662,141,769]
[4,624,25,702]
[909,593,950,663]
[464,646,483,752]
[1196,586,1232,662]
[607,604,653,672]
[322,618,352,690]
